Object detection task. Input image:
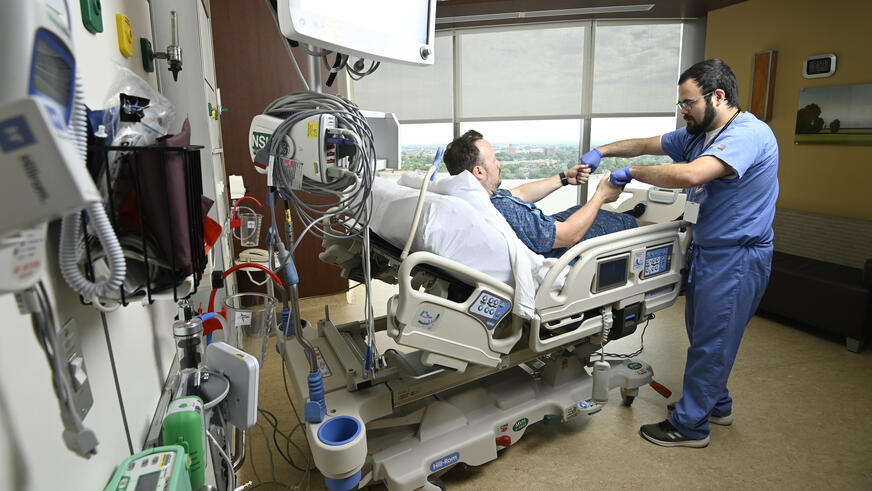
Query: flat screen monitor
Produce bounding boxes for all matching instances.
[277,0,436,65]
[595,254,629,293]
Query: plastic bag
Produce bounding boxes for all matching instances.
[102,66,176,148]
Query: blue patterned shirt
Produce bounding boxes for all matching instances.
[490,188,637,259]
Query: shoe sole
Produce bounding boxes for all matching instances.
[640,429,710,448]
[667,404,734,426]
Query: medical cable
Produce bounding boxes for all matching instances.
[602,317,652,359]
[15,282,101,458]
[258,408,312,472]
[262,91,378,374]
[401,149,443,260]
[207,427,235,491]
[58,72,126,307]
[281,354,315,489]
[345,57,381,80]
[99,308,135,455]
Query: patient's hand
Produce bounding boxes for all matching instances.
[566,164,591,185]
[595,171,622,203]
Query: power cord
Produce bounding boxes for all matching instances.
[15,282,100,458]
[601,318,652,359]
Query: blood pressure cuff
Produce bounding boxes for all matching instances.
[116,117,212,277]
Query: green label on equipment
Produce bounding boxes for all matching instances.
[251,131,271,154]
[513,418,528,431]
[628,362,643,370]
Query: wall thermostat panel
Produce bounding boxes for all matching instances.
[803,53,836,79]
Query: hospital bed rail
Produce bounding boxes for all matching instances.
[325,220,687,372]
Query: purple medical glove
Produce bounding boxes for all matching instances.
[610,166,632,188]
[579,148,603,172]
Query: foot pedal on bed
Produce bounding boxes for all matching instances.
[610,359,655,406]
[563,397,603,421]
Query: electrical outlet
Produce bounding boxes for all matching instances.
[59,319,93,420]
[80,0,103,33]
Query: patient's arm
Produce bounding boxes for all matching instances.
[509,165,591,203]
[553,174,622,248]
[508,173,562,203]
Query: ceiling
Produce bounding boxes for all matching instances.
[435,0,748,27]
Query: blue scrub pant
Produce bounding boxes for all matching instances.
[668,243,772,439]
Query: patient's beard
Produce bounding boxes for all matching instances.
[685,100,716,135]
[485,170,501,194]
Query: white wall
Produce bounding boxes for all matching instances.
[0,1,182,489]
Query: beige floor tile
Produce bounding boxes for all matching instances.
[237,282,872,491]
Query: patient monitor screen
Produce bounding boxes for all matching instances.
[595,254,629,293]
[642,244,673,279]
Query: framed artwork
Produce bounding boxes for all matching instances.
[795,83,872,145]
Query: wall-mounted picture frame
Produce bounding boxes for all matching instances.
[795,83,872,145]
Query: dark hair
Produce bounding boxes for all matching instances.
[443,130,484,175]
[679,59,740,109]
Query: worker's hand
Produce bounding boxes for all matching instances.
[566,164,591,185]
[596,172,623,203]
[609,166,632,188]
[579,148,603,172]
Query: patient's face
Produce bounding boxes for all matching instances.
[475,139,502,194]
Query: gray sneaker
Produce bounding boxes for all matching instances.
[640,420,710,448]
[667,403,734,426]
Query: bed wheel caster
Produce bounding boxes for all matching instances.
[427,475,447,490]
[621,387,638,406]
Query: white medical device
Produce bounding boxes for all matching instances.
[0,0,125,300]
[249,111,400,177]
[0,0,126,301]
[249,113,339,182]
[276,0,437,65]
[0,1,101,235]
[0,1,102,293]
[205,342,259,429]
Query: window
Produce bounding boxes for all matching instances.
[592,23,682,114]
[460,119,582,213]
[351,20,691,203]
[390,122,454,176]
[457,25,586,119]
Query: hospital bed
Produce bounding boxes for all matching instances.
[282,175,688,490]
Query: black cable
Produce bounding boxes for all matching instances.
[257,408,311,472]
[602,318,651,359]
[100,310,134,454]
[325,53,348,87]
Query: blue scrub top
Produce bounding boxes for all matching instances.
[661,112,779,248]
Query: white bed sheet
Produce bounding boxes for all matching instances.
[370,172,566,317]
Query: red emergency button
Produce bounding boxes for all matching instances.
[495,435,511,447]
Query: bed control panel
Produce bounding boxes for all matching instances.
[641,244,673,279]
[468,291,511,329]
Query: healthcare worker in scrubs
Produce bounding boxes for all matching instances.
[580,59,779,447]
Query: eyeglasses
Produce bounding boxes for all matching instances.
[676,90,715,111]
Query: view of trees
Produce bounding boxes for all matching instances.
[796,103,825,133]
[397,143,671,178]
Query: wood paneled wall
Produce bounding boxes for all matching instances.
[210,0,347,297]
